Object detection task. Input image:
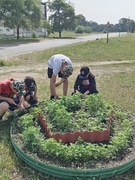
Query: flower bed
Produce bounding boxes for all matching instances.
[38,112,113,143]
[38,93,113,143]
[11,93,135,173]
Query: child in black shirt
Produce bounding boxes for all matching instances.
[73,66,98,95]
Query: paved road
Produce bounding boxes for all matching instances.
[0,32,125,58]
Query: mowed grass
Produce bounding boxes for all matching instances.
[0,33,135,179]
[1,33,135,66]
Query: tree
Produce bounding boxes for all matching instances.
[0,0,41,39]
[119,18,130,32]
[48,0,76,37]
[129,20,135,33]
[0,0,13,20]
[76,14,87,26]
[75,25,84,34]
[41,19,54,36]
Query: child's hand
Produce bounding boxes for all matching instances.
[18,104,25,110]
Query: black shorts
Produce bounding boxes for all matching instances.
[47,68,62,78]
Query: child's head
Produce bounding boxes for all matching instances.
[80,66,90,77]
[62,65,73,78]
[11,80,26,96]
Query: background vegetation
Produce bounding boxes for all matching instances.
[0,0,135,39]
[0,33,135,179]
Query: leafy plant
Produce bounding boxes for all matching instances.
[40,93,112,133]
[12,94,135,169]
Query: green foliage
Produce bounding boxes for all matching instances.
[0,0,41,39]
[32,32,37,38]
[22,126,43,152]
[75,25,92,34]
[59,93,83,112]
[48,0,76,37]
[12,94,135,168]
[0,59,6,67]
[18,114,34,130]
[43,93,112,132]
[41,93,112,133]
[41,19,54,35]
[75,25,84,34]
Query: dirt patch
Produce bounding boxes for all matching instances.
[0,60,135,82]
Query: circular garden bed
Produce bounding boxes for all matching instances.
[11,93,135,179]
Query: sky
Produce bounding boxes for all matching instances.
[69,0,135,24]
[42,0,135,24]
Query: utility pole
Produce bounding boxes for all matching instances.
[106,21,110,43]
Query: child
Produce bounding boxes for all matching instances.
[73,66,98,95]
[0,78,28,120]
[47,54,73,99]
[24,76,38,106]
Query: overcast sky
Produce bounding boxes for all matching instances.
[42,0,135,24]
[69,0,135,24]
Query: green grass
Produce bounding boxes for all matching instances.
[97,70,135,114]
[1,33,135,179]
[1,33,135,67]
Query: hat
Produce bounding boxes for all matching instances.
[13,80,26,96]
[24,77,36,92]
[80,66,90,77]
[62,65,73,78]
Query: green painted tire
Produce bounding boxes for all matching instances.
[10,126,135,179]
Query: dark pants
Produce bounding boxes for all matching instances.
[24,92,38,105]
[47,68,62,78]
[80,89,99,94]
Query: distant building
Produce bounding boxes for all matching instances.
[0,0,47,38]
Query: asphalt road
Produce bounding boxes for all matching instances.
[0,32,125,58]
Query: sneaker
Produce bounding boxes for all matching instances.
[50,95,55,100]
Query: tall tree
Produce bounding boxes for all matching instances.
[0,0,41,39]
[129,19,135,33]
[119,18,130,32]
[48,0,76,37]
[0,0,12,20]
[76,14,87,26]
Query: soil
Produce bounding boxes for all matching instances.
[0,59,135,81]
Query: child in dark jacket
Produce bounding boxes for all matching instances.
[24,76,38,106]
[73,66,98,95]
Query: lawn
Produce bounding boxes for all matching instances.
[0,33,135,179]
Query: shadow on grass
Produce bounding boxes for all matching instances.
[0,38,42,47]
[52,37,76,39]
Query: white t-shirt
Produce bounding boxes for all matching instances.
[48,54,72,75]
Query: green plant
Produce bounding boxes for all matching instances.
[12,94,135,170]
[41,93,112,133]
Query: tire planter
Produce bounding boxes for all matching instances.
[10,126,135,180]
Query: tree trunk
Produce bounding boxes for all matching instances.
[17,25,20,39]
[59,31,61,38]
